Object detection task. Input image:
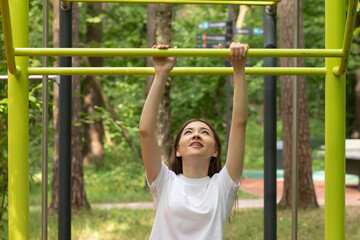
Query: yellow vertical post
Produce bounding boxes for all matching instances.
[8,0,29,239]
[325,0,345,239]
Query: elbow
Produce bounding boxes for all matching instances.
[235,116,248,128]
[139,122,153,137]
[139,123,147,137]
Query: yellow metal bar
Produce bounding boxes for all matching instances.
[28,67,327,76]
[8,0,29,239]
[15,48,344,58]
[64,0,278,6]
[0,0,18,75]
[333,0,359,75]
[325,0,345,239]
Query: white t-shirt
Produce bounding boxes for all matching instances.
[147,162,241,240]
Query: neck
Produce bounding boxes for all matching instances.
[182,157,210,178]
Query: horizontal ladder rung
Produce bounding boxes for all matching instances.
[63,0,279,6]
[16,48,344,58]
[28,67,327,76]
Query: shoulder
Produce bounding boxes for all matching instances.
[147,162,176,190]
[211,165,241,193]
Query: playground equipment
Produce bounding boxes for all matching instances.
[1,0,358,239]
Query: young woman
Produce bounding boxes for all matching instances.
[139,42,249,239]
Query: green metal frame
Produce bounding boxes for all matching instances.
[0,0,18,75]
[0,0,358,239]
[15,47,344,57]
[5,0,29,239]
[28,67,328,76]
[333,0,358,75]
[64,0,280,6]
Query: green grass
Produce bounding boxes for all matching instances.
[237,188,260,199]
[29,148,260,206]
[30,179,258,206]
[30,208,153,240]
[28,206,360,240]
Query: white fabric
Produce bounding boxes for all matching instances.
[147,162,241,240]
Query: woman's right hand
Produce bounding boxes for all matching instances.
[219,42,249,70]
[152,45,177,75]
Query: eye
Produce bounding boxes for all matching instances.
[184,130,192,135]
[201,130,210,135]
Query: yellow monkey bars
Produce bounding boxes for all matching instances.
[0,0,357,76]
[0,0,19,75]
[63,0,280,6]
[1,0,359,239]
[15,47,344,57]
[333,0,358,75]
[28,66,328,76]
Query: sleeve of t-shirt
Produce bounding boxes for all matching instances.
[145,161,173,208]
[217,165,242,217]
[218,164,242,198]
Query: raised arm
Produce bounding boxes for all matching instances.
[225,42,249,184]
[139,45,177,184]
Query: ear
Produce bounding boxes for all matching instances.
[176,149,181,157]
[212,148,218,158]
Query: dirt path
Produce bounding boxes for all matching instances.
[240,178,360,206]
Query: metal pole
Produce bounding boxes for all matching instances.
[263,5,277,240]
[325,0,346,239]
[225,5,233,150]
[8,0,29,238]
[14,47,344,58]
[226,68,231,149]
[64,0,278,6]
[27,66,328,76]
[59,2,72,240]
[0,75,59,81]
[333,0,358,75]
[41,0,49,239]
[291,0,300,238]
[0,0,18,75]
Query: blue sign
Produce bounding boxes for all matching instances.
[233,28,263,35]
[253,28,263,35]
[198,21,230,29]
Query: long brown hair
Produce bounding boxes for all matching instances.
[169,119,239,222]
[169,119,222,177]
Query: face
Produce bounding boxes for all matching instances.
[176,121,218,161]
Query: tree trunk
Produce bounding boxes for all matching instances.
[154,4,173,165]
[352,71,360,138]
[235,5,249,28]
[49,0,60,212]
[83,3,105,166]
[71,3,90,212]
[278,0,318,209]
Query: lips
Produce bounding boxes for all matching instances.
[189,141,203,147]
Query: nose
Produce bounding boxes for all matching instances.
[192,132,201,139]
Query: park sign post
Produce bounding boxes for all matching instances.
[198,20,263,35]
[196,43,222,48]
[233,27,264,35]
[196,34,227,41]
[198,20,232,29]
[196,20,262,49]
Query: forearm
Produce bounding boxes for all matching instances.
[139,73,169,135]
[226,65,247,183]
[232,65,248,126]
